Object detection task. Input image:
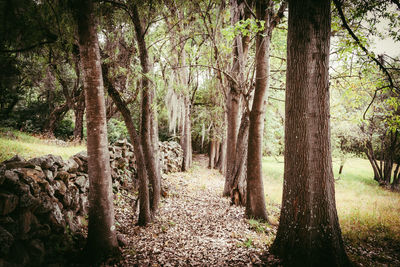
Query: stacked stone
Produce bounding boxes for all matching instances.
[159,141,184,174]
[0,154,88,266]
[0,140,183,265]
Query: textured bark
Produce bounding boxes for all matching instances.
[245,0,271,220]
[132,4,161,214]
[223,0,248,196]
[230,113,249,206]
[73,94,85,142]
[181,94,192,171]
[271,0,350,265]
[74,0,118,259]
[103,65,152,226]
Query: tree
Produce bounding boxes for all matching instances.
[271,0,350,265]
[72,0,119,260]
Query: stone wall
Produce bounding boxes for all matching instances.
[0,140,183,266]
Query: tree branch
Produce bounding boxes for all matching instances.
[333,0,399,93]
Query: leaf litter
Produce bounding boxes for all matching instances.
[110,155,277,266]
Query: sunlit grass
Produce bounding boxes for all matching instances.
[262,155,400,256]
[0,127,86,161]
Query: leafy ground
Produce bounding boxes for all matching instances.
[113,154,279,266]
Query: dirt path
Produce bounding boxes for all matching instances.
[113,155,275,266]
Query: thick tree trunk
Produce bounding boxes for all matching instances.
[132,4,161,214]
[103,65,152,226]
[224,88,241,196]
[74,0,118,259]
[245,0,270,221]
[271,0,350,265]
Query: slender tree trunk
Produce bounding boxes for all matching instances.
[245,0,270,221]
[271,0,350,265]
[214,140,220,168]
[73,94,85,142]
[209,140,216,169]
[103,65,152,226]
[74,0,118,259]
[132,4,160,214]
[181,95,192,171]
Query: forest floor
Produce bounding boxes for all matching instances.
[111,154,280,266]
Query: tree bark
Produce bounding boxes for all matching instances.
[74,0,118,259]
[271,0,350,265]
[223,0,247,196]
[230,113,249,206]
[132,4,161,214]
[103,64,152,226]
[245,0,271,220]
[209,140,216,169]
[73,93,85,142]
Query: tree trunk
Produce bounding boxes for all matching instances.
[230,113,249,206]
[209,140,216,169]
[223,0,246,196]
[74,0,118,259]
[365,141,382,182]
[245,0,271,220]
[44,103,69,137]
[132,4,160,214]
[214,140,220,168]
[73,93,85,142]
[103,64,152,226]
[271,0,350,265]
[181,95,192,171]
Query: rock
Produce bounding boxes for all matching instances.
[2,154,25,164]
[0,192,19,215]
[5,161,36,170]
[29,239,45,265]
[43,169,54,182]
[32,224,51,238]
[62,158,79,173]
[75,176,88,193]
[48,201,65,231]
[19,192,40,210]
[35,193,54,214]
[0,226,14,256]
[29,154,64,171]
[18,209,34,238]
[67,184,80,212]
[55,171,70,185]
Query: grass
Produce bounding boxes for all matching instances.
[262,156,400,263]
[0,127,86,161]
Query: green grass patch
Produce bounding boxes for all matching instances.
[262,156,400,262]
[0,127,86,161]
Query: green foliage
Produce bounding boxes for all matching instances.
[107,118,128,144]
[248,219,270,233]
